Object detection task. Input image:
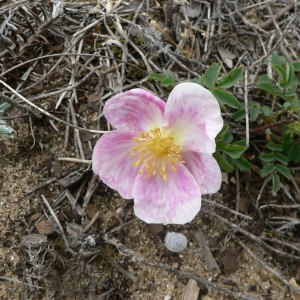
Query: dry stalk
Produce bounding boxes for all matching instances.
[103,234,259,300]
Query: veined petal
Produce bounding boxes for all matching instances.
[104,88,165,132]
[162,82,223,153]
[182,151,221,194]
[132,163,202,224]
[92,130,139,199]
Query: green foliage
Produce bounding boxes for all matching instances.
[205,63,221,89]
[197,63,243,109]
[256,50,300,192]
[215,125,250,172]
[218,66,244,89]
[212,89,240,109]
[147,55,300,194]
[148,70,175,87]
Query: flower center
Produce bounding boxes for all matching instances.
[131,127,185,181]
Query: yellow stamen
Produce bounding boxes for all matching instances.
[132,127,185,181]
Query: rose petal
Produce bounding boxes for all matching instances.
[104,88,165,132]
[182,151,222,194]
[92,130,139,199]
[132,163,201,224]
[162,82,223,153]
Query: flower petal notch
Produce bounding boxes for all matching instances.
[92,82,223,225]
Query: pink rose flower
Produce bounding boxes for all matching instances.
[92,82,223,224]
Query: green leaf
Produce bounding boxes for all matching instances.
[288,145,300,163]
[293,61,300,72]
[164,70,174,80]
[235,139,247,147]
[235,157,251,171]
[161,77,174,85]
[271,50,287,65]
[217,141,247,159]
[275,164,291,180]
[233,109,245,121]
[257,76,291,102]
[161,70,175,85]
[223,131,233,143]
[261,106,271,116]
[285,82,298,97]
[250,104,260,122]
[217,66,243,89]
[273,64,286,80]
[280,63,295,89]
[212,88,241,109]
[148,73,165,81]
[223,152,234,166]
[261,164,275,177]
[266,143,283,151]
[273,153,288,165]
[285,63,291,81]
[217,124,230,137]
[272,172,280,193]
[205,63,221,89]
[258,81,278,96]
[259,153,275,162]
[286,63,294,82]
[191,77,203,85]
[214,151,234,172]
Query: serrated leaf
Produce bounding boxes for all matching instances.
[273,153,288,165]
[191,77,203,85]
[217,141,247,159]
[275,164,291,180]
[259,153,275,162]
[217,66,244,89]
[272,172,280,193]
[261,164,275,177]
[214,151,234,172]
[235,157,251,171]
[212,88,241,109]
[147,73,165,81]
[266,143,283,151]
[233,109,245,121]
[205,63,221,89]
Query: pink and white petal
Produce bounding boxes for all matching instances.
[104,88,165,132]
[92,130,140,199]
[132,163,202,224]
[162,82,223,153]
[182,151,222,194]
